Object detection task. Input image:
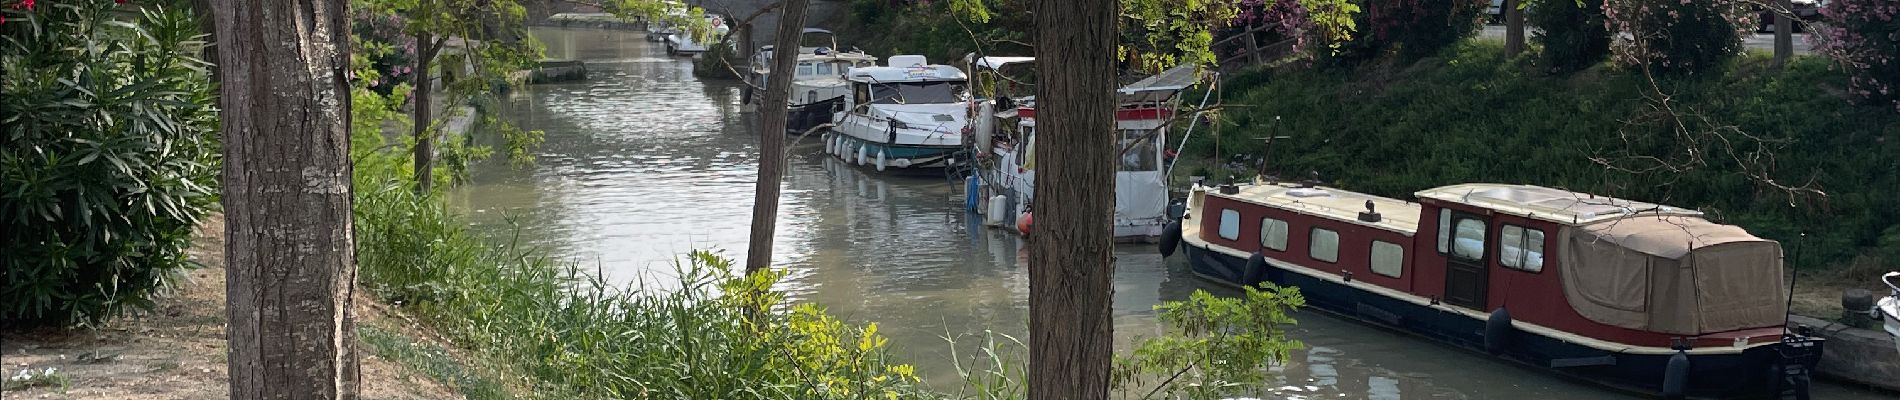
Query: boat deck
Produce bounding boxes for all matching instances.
[1208,181,1422,235]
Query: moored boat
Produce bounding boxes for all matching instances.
[1882,272,1899,354]
[1163,181,1823,398]
[821,55,969,173]
[968,60,1194,241]
[747,29,878,136]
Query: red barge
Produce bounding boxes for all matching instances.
[1159,181,1823,398]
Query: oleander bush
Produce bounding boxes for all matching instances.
[1813,0,1900,113]
[1529,0,1611,73]
[1603,0,1752,74]
[1323,0,1485,65]
[0,1,219,327]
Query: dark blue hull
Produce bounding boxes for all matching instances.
[1184,242,1823,399]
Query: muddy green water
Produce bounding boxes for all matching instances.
[452,27,1887,399]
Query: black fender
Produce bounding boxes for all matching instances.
[1484,307,1513,355]
[1662,351,1690,400]
[1158,221,1183,257]
[1242,252,1266,287]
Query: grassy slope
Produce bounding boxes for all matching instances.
[1192,41,1899,270]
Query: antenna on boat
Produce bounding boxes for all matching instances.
[1782,232,1805,338]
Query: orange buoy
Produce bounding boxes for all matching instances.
[1016,211,1033,235]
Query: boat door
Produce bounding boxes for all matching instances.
[1442,209,1490,309]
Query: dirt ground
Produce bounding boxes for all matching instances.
[1792,254,1897,321]
[1,215,460,399]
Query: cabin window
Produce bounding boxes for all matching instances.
[1450,217,1487,261]
[1371,240,1404,278]
[815,62,836,76]
[1309,227,1339,263]
[853,83,871,106]
[1218,209,1241,241]
[1499,225,1546,273]
[1259,217,1289,251]
[796,62,816,76]
[1436,208,1451,254]
[1117,129,1159,171]
[870,81,968,104]
[807,90,819,104]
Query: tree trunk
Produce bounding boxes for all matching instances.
[744,0,810,272]
[1028,0,1117,398]
[1773,0,1793,69]
[1504,0,1525,57]
[211,0,359,398]
[412,32,439,193]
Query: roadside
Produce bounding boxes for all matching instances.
[0,214,493,399]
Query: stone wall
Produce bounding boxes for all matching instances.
[1789,315,1900,393]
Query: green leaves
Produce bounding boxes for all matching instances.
[1113,284,1305,399]
[1,1,219,328]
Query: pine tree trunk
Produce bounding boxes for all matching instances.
[1504,0,1526,57]
[1773,0,1793,68]
[211,0,360,398]
[1028,0,1117,398]
[744,0,811,272]
[412,32,438,193]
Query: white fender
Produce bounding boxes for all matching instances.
[987,195,1008,226]
[824,133,834,154]
[875,150,887,171]
[856,145,868,165]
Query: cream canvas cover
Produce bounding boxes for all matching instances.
[1560,216,1786,335]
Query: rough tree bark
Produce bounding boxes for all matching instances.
[412,32,444,193]
[744,0,811,272]
[1028,0,1117,397]
[1772,0,1792,69]
[1504,0,1526,57]
[211,0,360,398]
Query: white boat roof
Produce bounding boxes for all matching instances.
[1415,183,1704,226]
[848,65,967,82]
[974,56,1035,70]
[1210,181,1422,235]
[1119,64,1201,103]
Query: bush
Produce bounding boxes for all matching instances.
[1529,0,1611,73]
[1813,0,1900,113]
[1,2,220,327]
[1604,0,1751,74]
[1325,0,1485,65]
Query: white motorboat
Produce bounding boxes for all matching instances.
[968,60,1198,240]
[820,55,969,172]
[747,29,877,135]
[1882,272,1899,354]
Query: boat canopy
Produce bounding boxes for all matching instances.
[1559,215,1787,335]
[974,56,1036,70]
[1119,64,1202,104]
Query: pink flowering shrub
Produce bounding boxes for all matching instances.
[1813,0,1900,113]
[1603,0,1753,74]
[352,10,417,95]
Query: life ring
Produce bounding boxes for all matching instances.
[1158,221,1182,257]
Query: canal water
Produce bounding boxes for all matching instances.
[454,27,1885,399]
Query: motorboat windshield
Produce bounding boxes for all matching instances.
[871,81,968,104]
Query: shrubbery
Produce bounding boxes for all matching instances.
[1,1,219,327]
[1603,0,1751,74]
[1324,0,1485,64]
[1529,0,1611,73]
[1814,0,1900,113]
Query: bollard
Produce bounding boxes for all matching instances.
[1842,289,1875,328]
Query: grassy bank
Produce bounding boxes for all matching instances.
[1189,41,1898,277]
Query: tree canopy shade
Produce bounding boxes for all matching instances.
[211,0,361,397]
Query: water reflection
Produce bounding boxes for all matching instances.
[451,26,1888,399]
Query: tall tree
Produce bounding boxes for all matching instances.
[1505,0,1526,56]
[744,0,810,272]
[1772,0,1792,68]
[211,0,361,398]
[1028,0,1118,397]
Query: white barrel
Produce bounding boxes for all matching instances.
[986,195,1008,226]
[875,151,887,171]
